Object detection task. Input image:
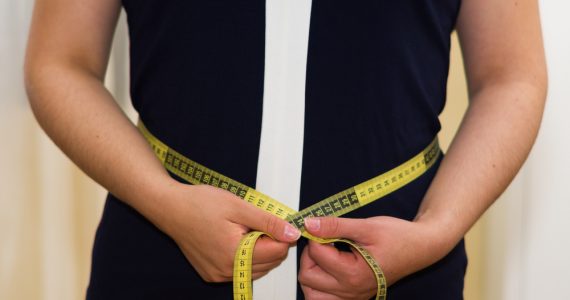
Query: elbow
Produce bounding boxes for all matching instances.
[537,66,548,107]
[23,52,69,128]
[469,65,548,114]
[24,53,38,109]
[24,52,73,120]
[24,51,50,116]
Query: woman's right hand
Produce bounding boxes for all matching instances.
[24,0,299,285]
[159,183,301,282]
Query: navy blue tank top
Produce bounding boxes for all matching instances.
[88,1,466,299]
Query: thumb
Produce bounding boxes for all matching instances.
[239,206,301,243]
[304,217,364,241]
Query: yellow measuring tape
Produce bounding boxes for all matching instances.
[138,121,440,300]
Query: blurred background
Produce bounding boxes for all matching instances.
[1,1,569,299]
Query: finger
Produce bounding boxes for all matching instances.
[307,241,360,281]
[301,285,343,300]
[300,245,317,269]
[251,261,281,274]
[233,202,301,243]
[304,217,366,241]
[252,271,269,280]
[299,245,339,292]
[252,236,289,264]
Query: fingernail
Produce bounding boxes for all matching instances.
[284,224,301,240]
[304,218,320,231]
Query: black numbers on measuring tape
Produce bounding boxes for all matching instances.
[194,170,203,181]
[291,216,304,228]
[247,194,256,203]
[311,206,325,217]
[179,162,188,173]
[237,188,247,198]
[424,145,438,164]
[187,165,195,178]
[337,195,350,209]
[341,196,351,208]
[202,173,211,184]
[140,126,432,300]
[166,152,174,164]
[220,180,229,190]
[321,203,334,215]
[348,191,359,205]
[330,199,343,212]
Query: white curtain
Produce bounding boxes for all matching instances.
[482,1,570,299]
[0,1,131,299]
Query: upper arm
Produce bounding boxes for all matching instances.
[25,0,122,81]
[456,0,547,96]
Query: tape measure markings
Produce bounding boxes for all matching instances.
[138,121,440,300]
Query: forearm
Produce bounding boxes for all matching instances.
[24,0,188,234]
[415,79,546,249]
[25,62,179,229]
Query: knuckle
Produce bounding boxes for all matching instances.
[347,268,366,288]
[264,215,279,235]
[279,250,288,261]
[201,272,219,283]
[330,218,341,236]
[277,245,289,259]
[307,242,319,258]
[298,271,308,285]
[204,264,231,283]
[303,288,316,300]
[346,275,360,288]
[221,269,233,278]
[202,277,215,283]
[252,271,268,280]
[221,260,234,278]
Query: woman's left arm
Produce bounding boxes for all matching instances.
[415,0,547,257]
[299,0,547,298]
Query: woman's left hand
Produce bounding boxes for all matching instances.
[298,216,454,300]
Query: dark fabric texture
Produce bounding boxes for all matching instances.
[87,0,466,299]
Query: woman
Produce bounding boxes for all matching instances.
[25,0,546,299]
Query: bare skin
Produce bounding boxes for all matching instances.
[298,0,547,299]
[25,0,300,283]
[25,0,547,298]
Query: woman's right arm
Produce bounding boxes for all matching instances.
[25,0,299,282]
